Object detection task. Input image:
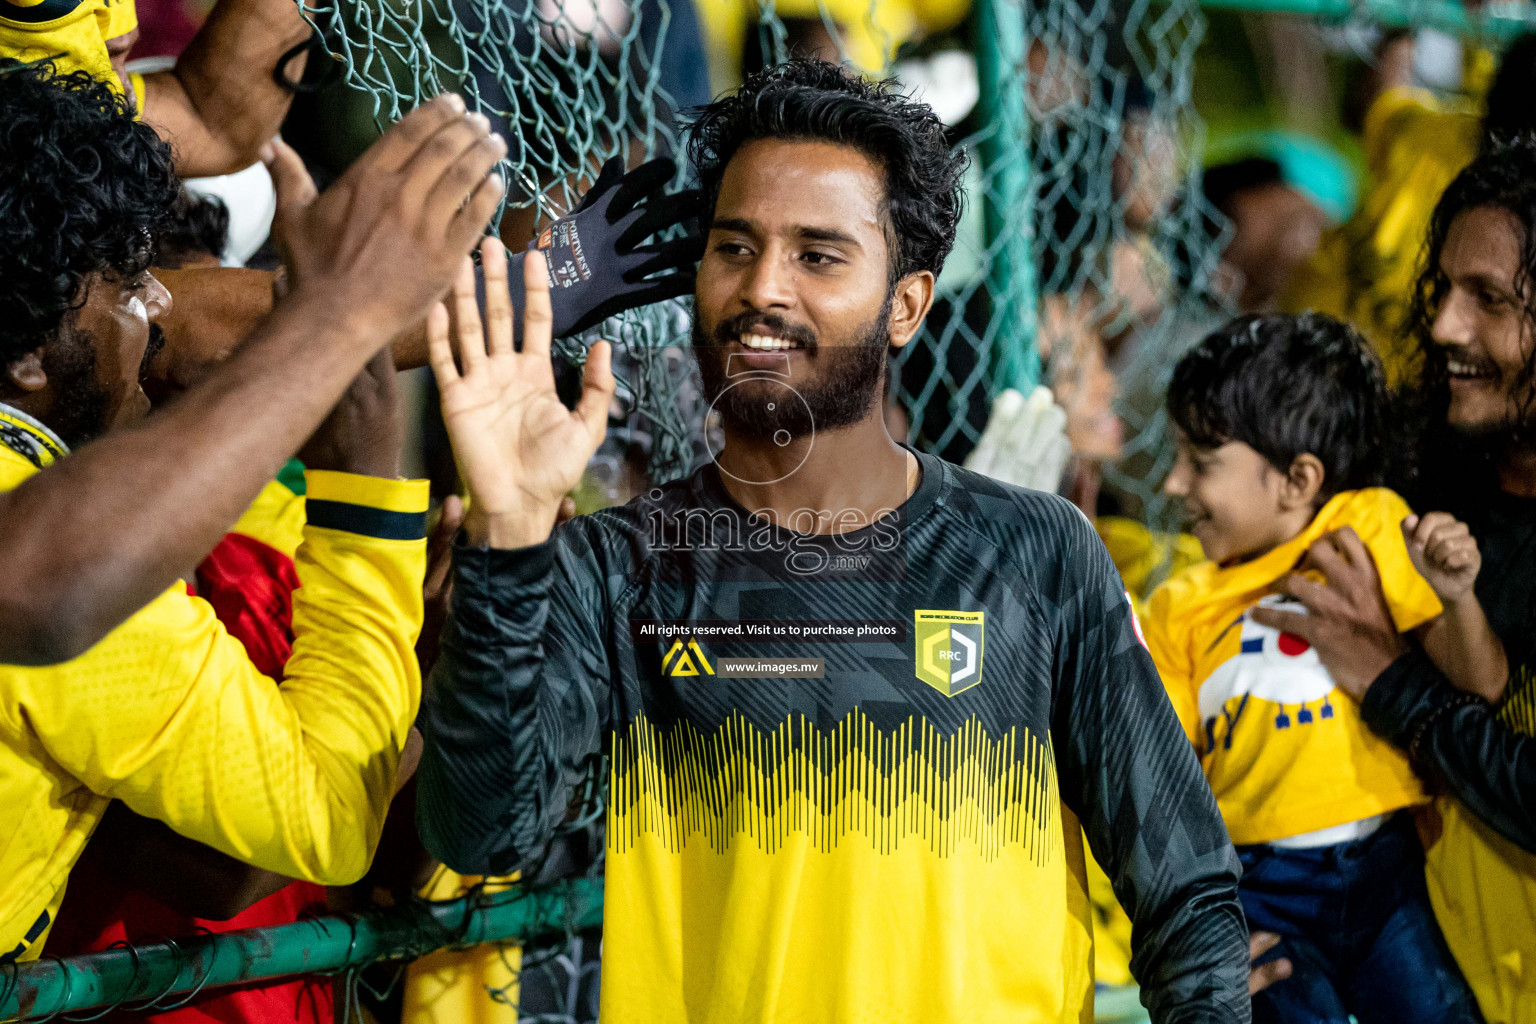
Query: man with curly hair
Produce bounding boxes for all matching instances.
[0,64,502,664]
[0,70,175,454]
[416,60,1250,1023]
[0,60,511,960]
[1254,137,1536,1024]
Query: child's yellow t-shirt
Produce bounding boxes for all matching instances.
[1142,488,1440,846]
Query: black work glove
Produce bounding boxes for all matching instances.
[502,156,704,343]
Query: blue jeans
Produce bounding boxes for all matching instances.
[1239,812,1482,1024]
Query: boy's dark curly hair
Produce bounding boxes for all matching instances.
[1168,312,1390,500]
[684,59,968,283]
[0,60,177,366]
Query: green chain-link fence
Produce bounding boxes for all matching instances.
[0,880,602,1022]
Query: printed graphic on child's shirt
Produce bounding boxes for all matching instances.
[1198,595,1338,755]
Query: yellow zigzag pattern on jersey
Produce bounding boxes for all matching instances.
[608,709,1063,864]
[1499,665,1536,738]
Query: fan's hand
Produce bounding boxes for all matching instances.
[964,386,1071,493]
[265,94,505,339]
[428,239,615,549]
[1248,932,1293,995]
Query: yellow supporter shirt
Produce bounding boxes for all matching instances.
[693,0,968,83]
[0,408,428,963]
[1426,667,1536,1024]
[230,461,307,556]
[1096,515,1205,614]
[402,868,524,1024]
[0,0,120,93]
[1142,488,1440,845]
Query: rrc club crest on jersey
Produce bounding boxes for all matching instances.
[914,610,985,697]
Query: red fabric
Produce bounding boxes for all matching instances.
[49,864,333,1024]
[126,0,208,62]
[194,532,300,682]
[49,532,333,1024]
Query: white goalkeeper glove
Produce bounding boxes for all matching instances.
[964,386,1071,493]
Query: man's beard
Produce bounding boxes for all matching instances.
[42,331,112,449]
[693,297,892,440]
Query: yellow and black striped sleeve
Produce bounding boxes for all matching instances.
[14,470,428,886]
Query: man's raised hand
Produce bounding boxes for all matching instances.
[262,93,506,343]
[428,240,614,550]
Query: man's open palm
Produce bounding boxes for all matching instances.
[428,241,614,548]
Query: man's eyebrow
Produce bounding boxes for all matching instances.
[710,216,759,235]
[708,217,864,250]
[794,225,862,248]
[1457,271,1516,295]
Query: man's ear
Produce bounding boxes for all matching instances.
[887,270,936,351]
[1280,453,1326,510]
[5,349,47,394]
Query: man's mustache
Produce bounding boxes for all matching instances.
[1436,346,1500,377]
[139,324,166,380]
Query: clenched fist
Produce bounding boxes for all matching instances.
[1402,512,1481,604]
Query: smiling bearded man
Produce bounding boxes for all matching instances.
[1283,137,1536,1024]
[692,274,890,439]
[415,59,1250,1024]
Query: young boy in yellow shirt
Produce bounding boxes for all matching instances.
[1144,312,1495,1023]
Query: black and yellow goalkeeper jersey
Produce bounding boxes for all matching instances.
[418,450,1249,1023]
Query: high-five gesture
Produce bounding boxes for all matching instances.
[428,239,615,549]
[265,94,507,340]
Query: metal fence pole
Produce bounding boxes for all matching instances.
[975,0,1040,394]
[0,878,604,1022]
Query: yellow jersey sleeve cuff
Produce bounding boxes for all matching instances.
[304,470,429,541]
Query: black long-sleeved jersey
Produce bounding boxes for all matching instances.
[418,450,1249,1023]
[1360,488,1536,1022]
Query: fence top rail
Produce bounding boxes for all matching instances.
[0,878,604,1023]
